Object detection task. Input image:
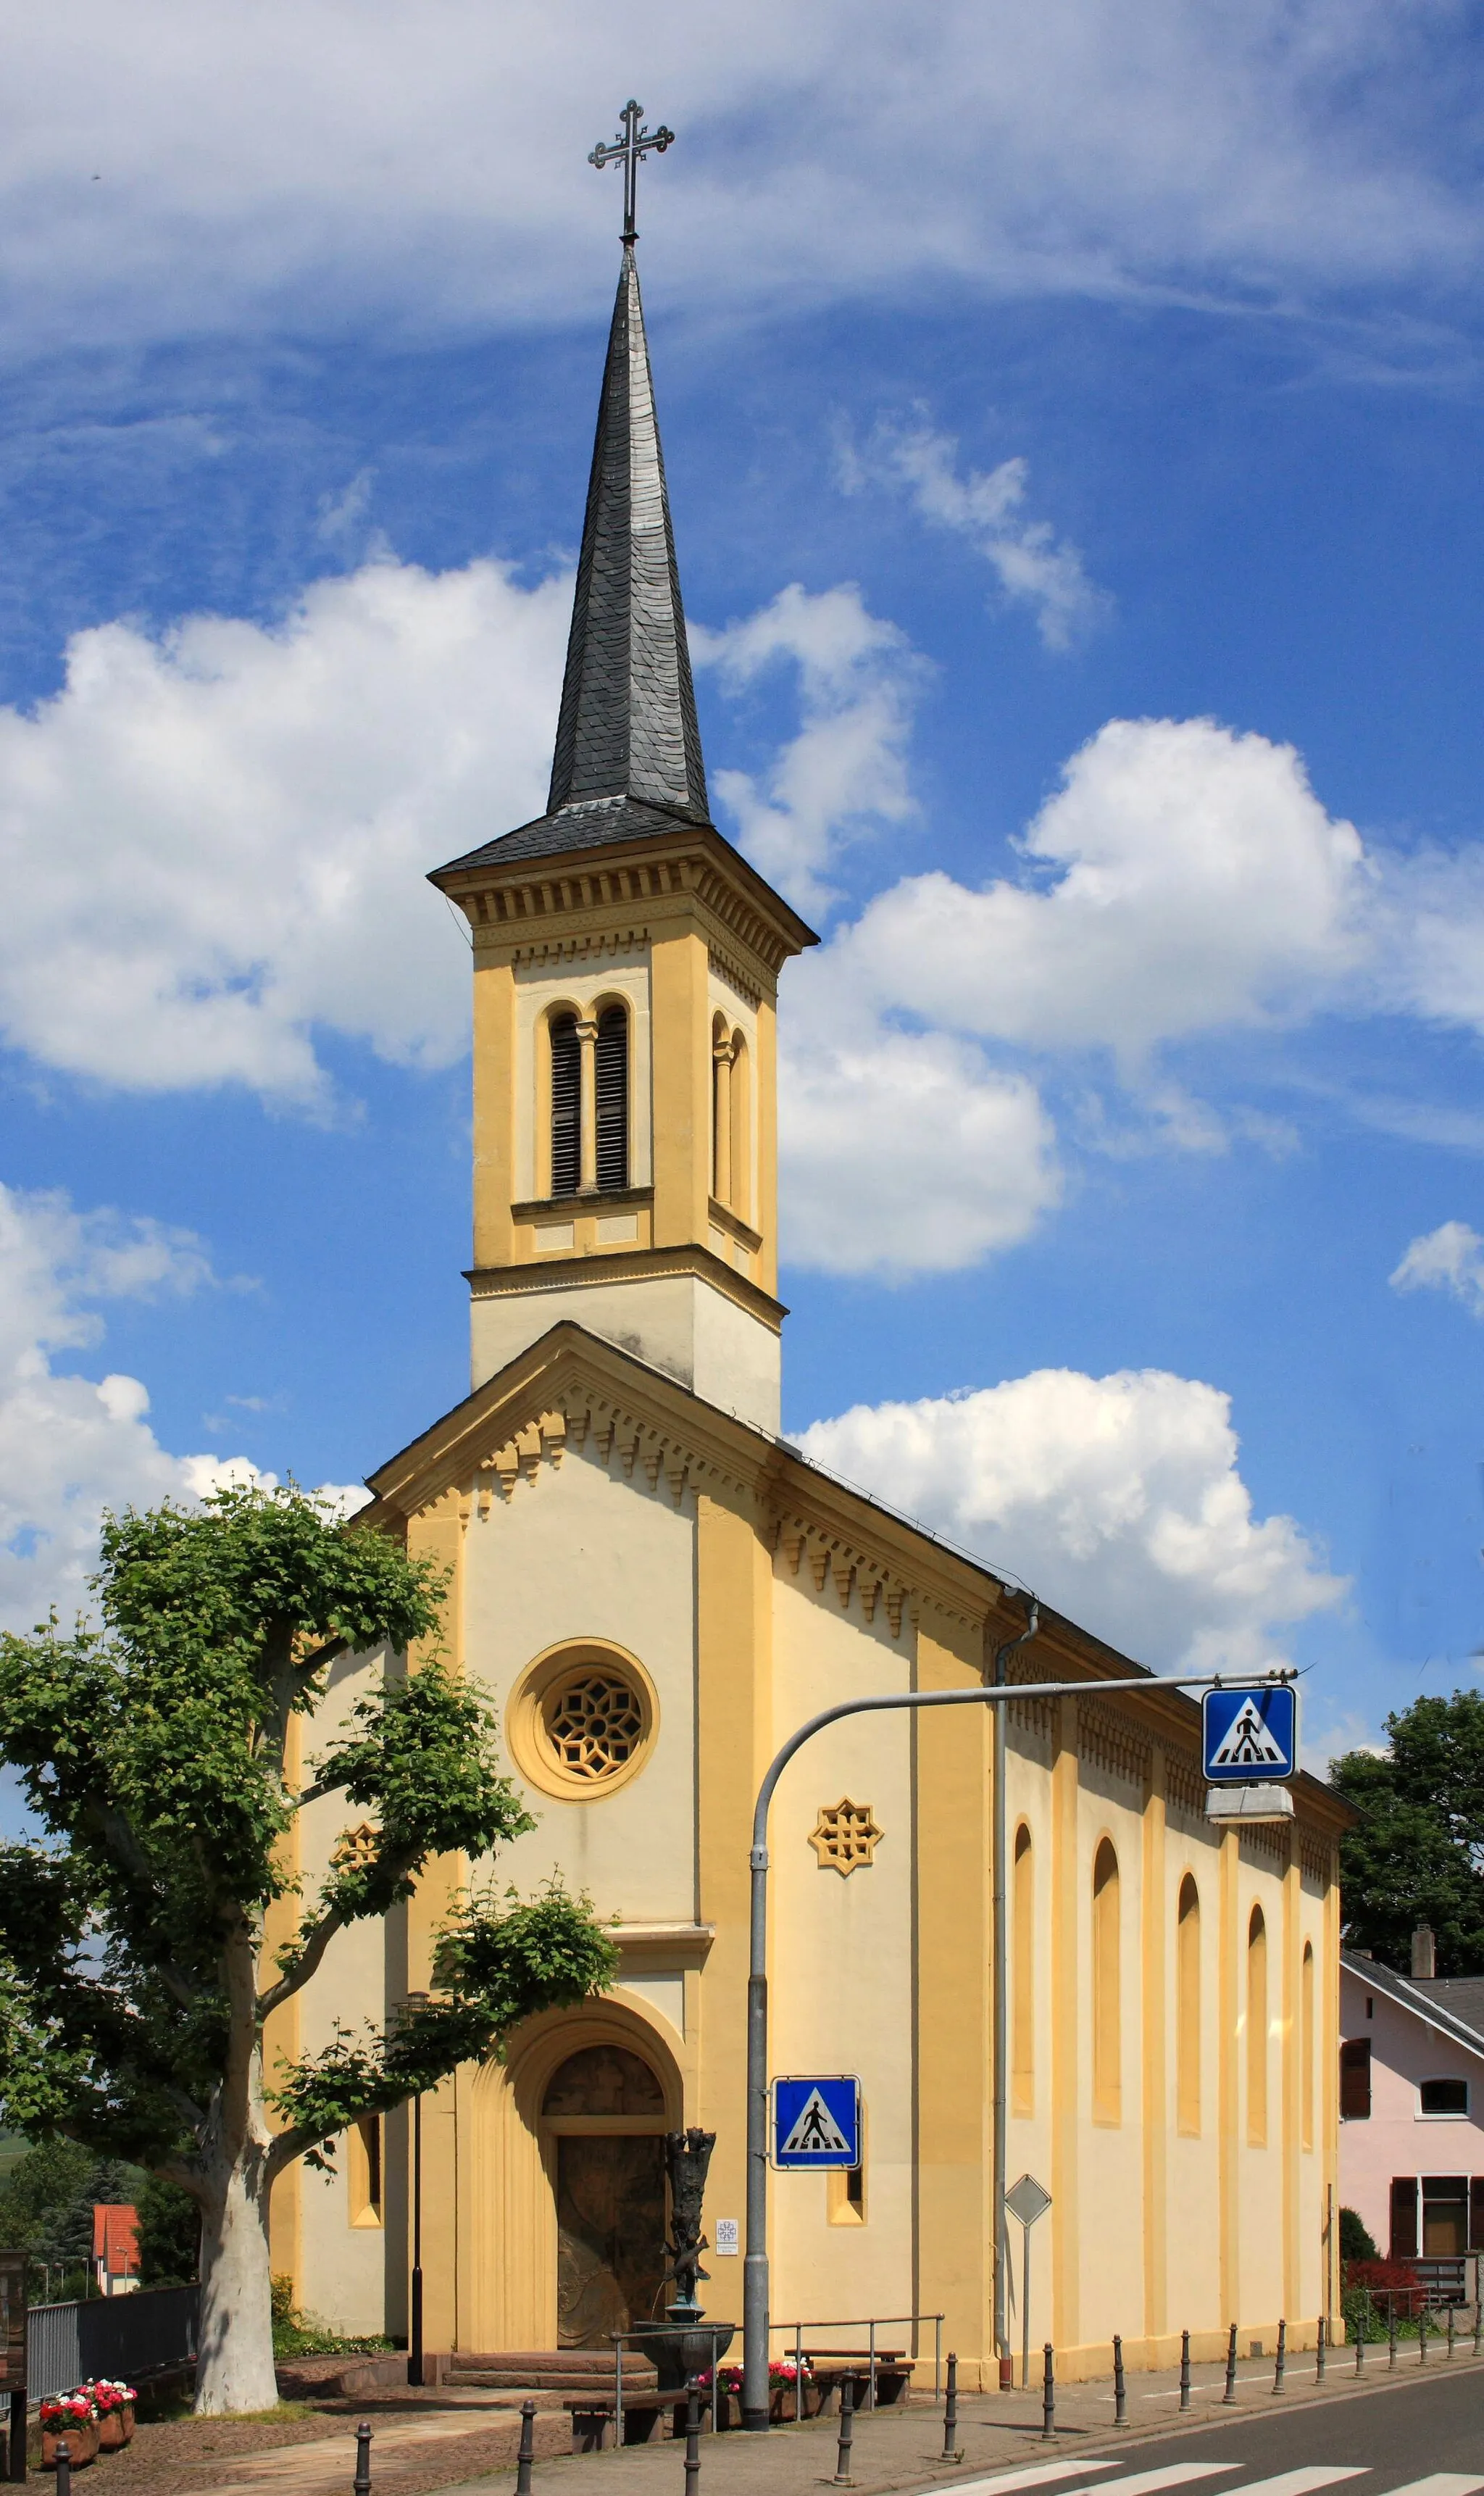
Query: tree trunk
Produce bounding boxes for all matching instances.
[193,2143,279,2411]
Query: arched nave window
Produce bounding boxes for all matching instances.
[1301,1939,1315,2152]
[1177,1873,1201,2137]
[596,1004,629,1193]
[1012,1823,1034,2116]
[549,1012,581,1199]
[1093,1838,1121,2124]
[1247,1905,1269,2147]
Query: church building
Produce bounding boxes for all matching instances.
[267,227,1352,2389]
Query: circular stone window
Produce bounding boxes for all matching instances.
[507,1642,658,1800]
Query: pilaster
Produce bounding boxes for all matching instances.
[1218,1826,1239,2329]
[1141,1750,1167,2342]
[1051,1699,1080,2353]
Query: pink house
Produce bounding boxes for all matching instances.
[1340,1934,1484,2292]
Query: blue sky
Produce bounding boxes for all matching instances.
[1,1,1483,1769]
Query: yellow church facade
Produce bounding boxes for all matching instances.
[268,236,1351,2390]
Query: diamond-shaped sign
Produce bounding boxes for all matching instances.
[1004,2171,1051,2229]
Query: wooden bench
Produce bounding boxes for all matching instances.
[564,2395,677,2450]
[805,2352,918,2410]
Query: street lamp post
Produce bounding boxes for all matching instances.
[409,2089,424,2388]
[741,1663,1285,2431]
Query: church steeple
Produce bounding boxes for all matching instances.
[430,181,815,1437]
[546,245,709,829]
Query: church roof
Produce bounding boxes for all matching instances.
[435,246,712,883]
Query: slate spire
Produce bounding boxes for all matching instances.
[546,244,709,827]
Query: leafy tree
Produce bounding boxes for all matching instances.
[0,1485,618,2412]
[1340,2206,1378,2263]
[136,2175,200,2287]
[1330,1690,1484,1972]
[0,2139,140,2297]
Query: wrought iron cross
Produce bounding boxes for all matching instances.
[589,99,674,244]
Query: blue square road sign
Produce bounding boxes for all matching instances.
[770,2076,861,2169]
[1202,1684,1298,1785]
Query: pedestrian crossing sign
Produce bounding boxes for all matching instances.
[1201,1683,1298,1784]
[770,2075,861,2168]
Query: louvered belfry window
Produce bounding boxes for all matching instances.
[549,1013,580,1198]
[596,1005,629,1193]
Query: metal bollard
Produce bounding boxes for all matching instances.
[1113,2336,1127,2428]
[1272,2318,1286,2395]
[1448,2306,1456,2360]
[1388,2298,1397,2370]
[834,2374,855,2487]
[1222,2321,1238,2405]
[54,2447,70,2496]
[1420,2307,1429,2366]
[942,2353,961,2462]
[1180,2330,1191,2413]
[1041,2344,1056,2442]
[1316,2316,1326,2384]
[354,2423,372,2496]
[515,2399,536,2496]
[1355,2318,1364,2376]
[683,2384,701,2496]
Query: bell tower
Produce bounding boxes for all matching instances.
[430,241,814,1436]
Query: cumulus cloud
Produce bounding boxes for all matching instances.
[0,1181,261,1628]
[803,1366,1345,1672]
[0,5,1473,354]
[835,717,1372,1061]
[843,420,1106,651]
[0,554,569,1104]
[695,583,924,915]
[1390,1220,1484,1318]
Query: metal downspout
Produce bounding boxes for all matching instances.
[991,1595,1038,2386]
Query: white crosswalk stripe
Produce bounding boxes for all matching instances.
[1100,2474,1242,2496]
[958,2466,1238,2496]
[1220,2475,1369,2496]
[1381,2481,1484,2496]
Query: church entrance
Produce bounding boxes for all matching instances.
[543,2044,668,2347]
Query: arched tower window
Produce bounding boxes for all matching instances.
[1012,1822,1034,2116]
[550,1012,580,1199]
[728,1031,750,1221]
[1093,1837,1121,2123]
[1247,1905,1268,2146]
[1177,1873,1201,2137]
[596,1004,629,1193]
[1301,1939,1315,2152]
[712,1014,732,1203]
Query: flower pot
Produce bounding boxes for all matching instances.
[43,2424,99,2468]
[96,2408,133,2452]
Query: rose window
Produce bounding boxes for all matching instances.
[543,1670,647,1784]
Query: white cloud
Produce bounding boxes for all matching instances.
[1389,1220,1484,1318]
[778,1024,1061,1278]
[836,716,1371,1061]
[845,420,1106,651]
[0,554,570,1105]
[0,5,1473,354]
[802,1365,1345,1672]
[695,584,924,915]
[0,1181,260,1628]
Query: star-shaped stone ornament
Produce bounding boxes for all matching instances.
[809,1798,883,1876]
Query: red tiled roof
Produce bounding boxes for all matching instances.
[92,2205,139,2274]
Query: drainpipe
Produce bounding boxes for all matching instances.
[990,1591,1038,2389]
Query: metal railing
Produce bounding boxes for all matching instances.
[26,2287,199,2402]
[767,2310,944,2425]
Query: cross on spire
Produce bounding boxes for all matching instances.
[589,99,674,244]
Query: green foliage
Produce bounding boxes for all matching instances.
[270,2274,393,2360]
[0,1482,616,2213]
[136,2176,200,2286]
[1340,2205,1378,2263]
[0,2138,143,2300]
[1330,1692,1484,1971]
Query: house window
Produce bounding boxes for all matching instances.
[828,2104,868,2226]
[1177,1874,1201,2137]
[1391,2174,1419,2260]
[1423,2174,1470,2256]
[1092,1839,1120,2123]
[1470,2179,1484,2250]
[1341,2035,1372,2120]
[1247,1906,1268,2147]
[1420,2077,1470,2116]
[595,1004,629,1193]
[549,1012,581,1198]
[349,2114,383,2227]
[1012,1824,1034,2117]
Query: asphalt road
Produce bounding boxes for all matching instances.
[969,2366,1484,2496]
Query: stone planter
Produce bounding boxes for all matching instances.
[42,2424,100,2469]
[96,2407,134,2451]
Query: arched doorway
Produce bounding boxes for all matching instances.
[543,2044,667,2347]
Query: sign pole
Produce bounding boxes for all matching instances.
[741,1665,1275,2429]
[1022,2221,1031,2393]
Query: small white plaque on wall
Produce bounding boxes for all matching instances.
[714,2219,740,2255]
